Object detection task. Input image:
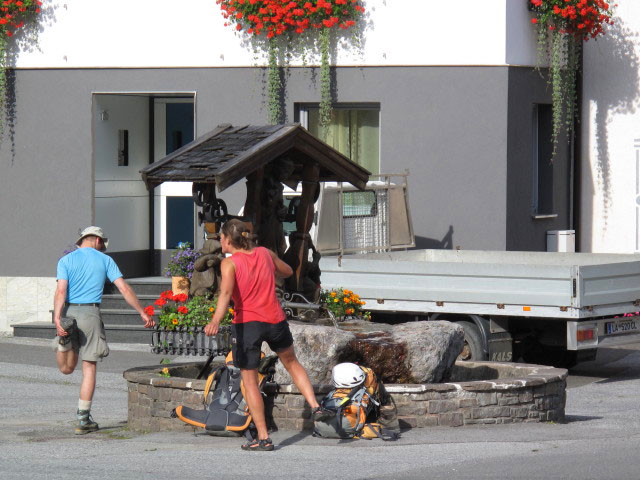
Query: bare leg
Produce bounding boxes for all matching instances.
[56,348,78,375]
[240,369,269,440]
[276,346,319,409]
[79,361,97,402]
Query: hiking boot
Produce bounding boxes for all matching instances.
[75,409,99,435]
[312,406,334,422]
[59,317,77,345]
[52,317,77,352]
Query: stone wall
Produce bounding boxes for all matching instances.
[0,276,57,334]
[123,361,567,433]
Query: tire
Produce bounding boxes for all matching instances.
[457,321,486,361]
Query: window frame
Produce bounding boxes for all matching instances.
[295,102,381,174]
[531,103,557,219]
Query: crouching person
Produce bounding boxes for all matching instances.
[205,219,328,451]
[53,226,154,434]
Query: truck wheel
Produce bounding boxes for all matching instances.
[457,321,486,361]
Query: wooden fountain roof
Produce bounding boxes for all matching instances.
[140,123,370,192]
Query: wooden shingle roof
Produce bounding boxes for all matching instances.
[140,123,370,192]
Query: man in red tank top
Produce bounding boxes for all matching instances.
[205,219,330,451]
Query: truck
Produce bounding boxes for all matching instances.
[289,174,640,367]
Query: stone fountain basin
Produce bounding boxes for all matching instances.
[123,361,567,432]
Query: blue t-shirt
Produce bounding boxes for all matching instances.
[56,248,123,303]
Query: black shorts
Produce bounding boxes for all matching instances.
[231,320,294,369]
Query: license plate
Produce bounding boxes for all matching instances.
[605,318,639,335]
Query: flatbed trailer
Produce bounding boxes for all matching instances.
[319,249,640,365]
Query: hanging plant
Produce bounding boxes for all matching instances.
[216,0,365,126]
[0,0,40,140]
[529,0,614,159]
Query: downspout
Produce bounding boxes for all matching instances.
[571,44,584,251]
[148,97,156,275]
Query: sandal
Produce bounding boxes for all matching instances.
[241,437,274,451]
[312,406,334,422]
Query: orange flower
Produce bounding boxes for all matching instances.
[172,318,179,325]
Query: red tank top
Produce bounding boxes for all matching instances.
[230,247,285,324]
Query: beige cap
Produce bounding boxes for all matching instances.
[76,226,109,251]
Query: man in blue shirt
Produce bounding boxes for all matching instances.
[53,226,154,434]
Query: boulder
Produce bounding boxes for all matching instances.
[263,322,356,384]
[339,320,464,383]
[263,320,464,385]
[391,321,465,383]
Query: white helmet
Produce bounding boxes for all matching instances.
[331,363,365,388]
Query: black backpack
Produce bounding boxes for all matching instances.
[173,352,277,438]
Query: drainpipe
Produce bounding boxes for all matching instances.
[148,97,156,275]
[571,45,584,252]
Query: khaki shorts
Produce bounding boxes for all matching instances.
[64,304,110,362]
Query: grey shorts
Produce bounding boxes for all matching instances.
[64,304,110,362]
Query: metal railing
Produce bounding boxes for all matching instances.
[150,293,330,355]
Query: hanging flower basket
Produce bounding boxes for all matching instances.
[216,0,366,125]
[151,325,232,356]
[0,1,41,140]
[529,0,615,158]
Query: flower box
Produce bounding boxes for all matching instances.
[151,325,232,356]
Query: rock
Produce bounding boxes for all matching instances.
[263,322,356,384]
[263,320,464,385]
[340,321,464,383]
[391,321,465,383]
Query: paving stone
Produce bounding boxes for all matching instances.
[417,415,439,427]
[439,412,464,427]
[428,400,457,414]
[476,392,497,406]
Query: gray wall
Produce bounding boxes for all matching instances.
[506,67,572,251]
[1,66,511,277]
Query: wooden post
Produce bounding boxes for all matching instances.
[243,168,264,235]
[289,163,319,292]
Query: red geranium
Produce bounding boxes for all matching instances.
[0,0,40,38]
[177,306,189,314]
[216,0,365,38]
[173,293,188,303]
[143,305,155,316]
[160,290,175,300]
[529,0,615,40]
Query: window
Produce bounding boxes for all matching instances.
[299,104,380,174]
[533,104,554,215]
[117,129,129,166]
[166,196,194,248]
[342,190,377,217]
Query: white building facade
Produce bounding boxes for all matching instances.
[1,1,577,333]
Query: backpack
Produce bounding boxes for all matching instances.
[172,352,277,438]
[313,364,400,441]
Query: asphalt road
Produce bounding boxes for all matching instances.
[1,336,639,480]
